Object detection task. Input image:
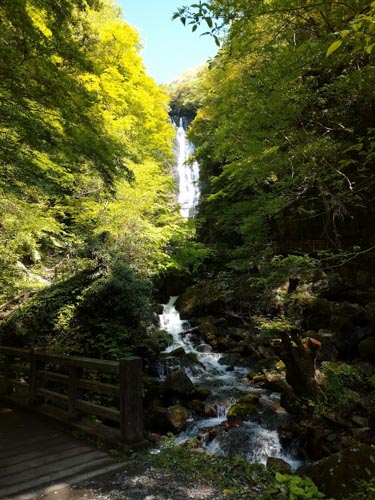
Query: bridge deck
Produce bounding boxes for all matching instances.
[0,401,124,499]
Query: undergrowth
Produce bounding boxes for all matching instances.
[148,437,329,499]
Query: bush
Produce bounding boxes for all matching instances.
[0,263,154,360]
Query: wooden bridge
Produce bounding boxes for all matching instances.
[0,347,144,498]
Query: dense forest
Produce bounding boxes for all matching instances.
[0,0,374,498]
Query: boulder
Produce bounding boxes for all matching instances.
[168,347,186,357]
[219,353,241,366]
[263,370,288,393]
[196,343,213,353]
[227,402,258,420]
[237,392,261,406]
[267,456,292,474]
[167,405,190,432]
[302,444,375,498]
[164,368,195,396]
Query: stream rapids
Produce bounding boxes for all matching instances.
[157,296,303,470]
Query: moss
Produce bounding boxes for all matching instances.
[227,402,258,419]
[237,393,261,405]
[194,386,211,400]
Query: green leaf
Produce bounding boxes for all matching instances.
[205,16,213,28]
[326,39,343,56]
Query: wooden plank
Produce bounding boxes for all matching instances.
[35,353,119,374]
[12,362,30,373]
[38,370,69,384]
[0,347,30,357]
[37,388,68,405]
[0,456,118,497]
[8,378,29,389]
[76,399,120,423]
[78,378,119,397]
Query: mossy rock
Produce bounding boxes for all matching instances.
[303,444,375,498]
[227,402,258,419]
[199,321,218,337]
[167,405,190,432]
[237,393,261,406]
[193,386,211,400]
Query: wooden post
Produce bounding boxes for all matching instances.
[119,356,143,445]
[68,366,82,419]
[30,347,44,404]
[1,354,12,395]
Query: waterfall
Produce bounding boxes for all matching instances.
[175,118,200,218]
[157,119,303,470]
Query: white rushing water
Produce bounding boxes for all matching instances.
[158,297,303,470]
[174,118,200,218]
[157,119,303,469]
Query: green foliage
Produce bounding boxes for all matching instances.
[173,0,375,288]
[0,263,154,359]
[265,473,327,499]
[0,0,196,305]
[327,2,375,56]
[320,362,365,406]
[149,438,273,499]
[345,477,375,499]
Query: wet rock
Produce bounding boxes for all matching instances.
[302,444,375,498]
[237,392,261,406]
[358,336,375,361]
[227,402,258,420]
[164,368,195,396]
[263,370,288,393]
[167,405,190,432]
[225,416,244,430]
[187,399,205,415]
[168,347,186,357]
[193,385,211,400]
[219,353,241,366]
[205,403,218,418]
[266,456,292,474]
[196,343,213,353]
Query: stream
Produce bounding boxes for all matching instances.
[158,297,303,470]
[161,120,303,469]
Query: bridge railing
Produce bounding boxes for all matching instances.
[0,346,143,445]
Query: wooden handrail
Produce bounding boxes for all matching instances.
[0,347,143,446]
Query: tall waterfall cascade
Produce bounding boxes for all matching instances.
[156,119,303,469]
[174,118,200,218]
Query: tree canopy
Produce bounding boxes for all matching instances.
[0,0,192,303]
[174,0,375,286]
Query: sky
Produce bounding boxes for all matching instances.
[116,0,218,84]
